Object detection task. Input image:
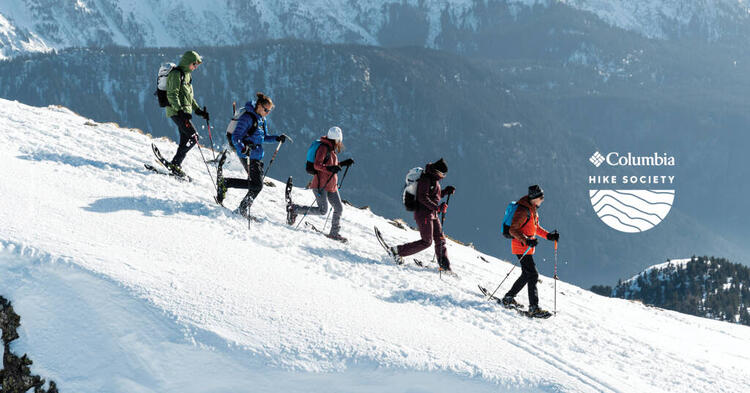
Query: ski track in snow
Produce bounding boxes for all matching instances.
[1,99,749,392]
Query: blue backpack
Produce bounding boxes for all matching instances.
[502,201,530,239]
[305,140,331,175]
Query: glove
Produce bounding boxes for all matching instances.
[276,134,288,143]
[443,185,456,196]
[326,165,342,174]
[241,143,255,156]
[195,106,209,121]
[525,238,539,248]
[177,110,192,120]
[438,202,448,214]
[191,132,200,143]
[340,158,354,167]
[547,231,559,241]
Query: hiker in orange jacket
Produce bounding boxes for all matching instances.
[501,185,559,317]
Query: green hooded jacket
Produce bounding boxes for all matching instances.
[165,50,202,118]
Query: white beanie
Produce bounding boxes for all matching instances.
[327,126,343,141]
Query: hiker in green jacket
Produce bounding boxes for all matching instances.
[165,50,209,177]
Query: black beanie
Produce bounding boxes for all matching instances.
[433,158,448,174]
[528,184,544,199]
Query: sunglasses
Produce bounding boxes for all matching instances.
[261,105,272,113]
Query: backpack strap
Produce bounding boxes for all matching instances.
[317,142,332,166]
[247,111,259,131]
[170,67,186,85]
[518,204,531,228]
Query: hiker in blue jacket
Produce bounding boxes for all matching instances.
[216,92,288,217]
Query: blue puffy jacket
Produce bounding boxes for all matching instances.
[231,101,278,160]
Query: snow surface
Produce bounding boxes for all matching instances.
[1,98,750,392]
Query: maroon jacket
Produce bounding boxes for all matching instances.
[310,137,339,192]
[415,163,445,219]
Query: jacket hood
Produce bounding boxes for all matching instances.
[424,163,445,180]
[178,51,202,71]
[517,195,536,213]
[320,137,336,148]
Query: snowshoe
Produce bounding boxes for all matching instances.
[167,163,187,179]
[144,163,191,182]
[478,285,521,308]
[238,194,254,218]
[326,233,348,243]
[151,143,185,178]
[501,296,524,310]
[285,176,297,225]
[522,306,552,319]
[216,150,228,205]
[438,266,460,280]
[373,226,403,265]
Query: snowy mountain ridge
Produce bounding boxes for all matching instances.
[1,98,749,392]
[1,0,749,59]
[602,256,750,325]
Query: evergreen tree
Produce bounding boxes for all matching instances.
[598,256,750,327]
[0,296,59,393]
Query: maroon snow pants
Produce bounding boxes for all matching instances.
[396,210,448,261]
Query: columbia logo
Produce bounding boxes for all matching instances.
[589,151,605,167]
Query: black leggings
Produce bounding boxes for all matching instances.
[504,254,539,307]
[170,114,197,166]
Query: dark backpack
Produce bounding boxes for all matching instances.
[501,201,530,239]
[305,140,331,175]
[154,63,185,107]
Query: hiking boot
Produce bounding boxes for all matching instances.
[167,162,186,178]
[389,246,404,265]
[527,305,552,318]
[238,194,254,218]
[438,257,451,271]
[216,151,228,204]
[327,233,348,243]
[501,296,521,309]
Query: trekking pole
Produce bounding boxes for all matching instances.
[432,193,452,264]
[204,107,216,161]
[322,164,351,231]
[295,172,336,229]
[194,139,216,190]
[553,230,559,316]
[487,246,532,301]
[262,141,284,182]
[441,194,451,226]
[337,164,350,190]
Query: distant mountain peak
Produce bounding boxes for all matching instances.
[2,0,750,59]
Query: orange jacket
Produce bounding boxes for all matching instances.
[509,196,549,255]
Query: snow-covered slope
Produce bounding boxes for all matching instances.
[1,98,749,392]
[2,0,749,59]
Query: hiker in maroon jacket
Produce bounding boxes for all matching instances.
[390,158,456,271]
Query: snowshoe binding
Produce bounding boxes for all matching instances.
[522,305,552,319]
[326,233,348,243]
[501,296,524,310]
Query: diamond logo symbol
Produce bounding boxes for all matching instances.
[589,151,605,167]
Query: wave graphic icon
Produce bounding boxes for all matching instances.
[589,190,675,233]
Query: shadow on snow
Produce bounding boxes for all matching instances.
[84,196,219,217]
